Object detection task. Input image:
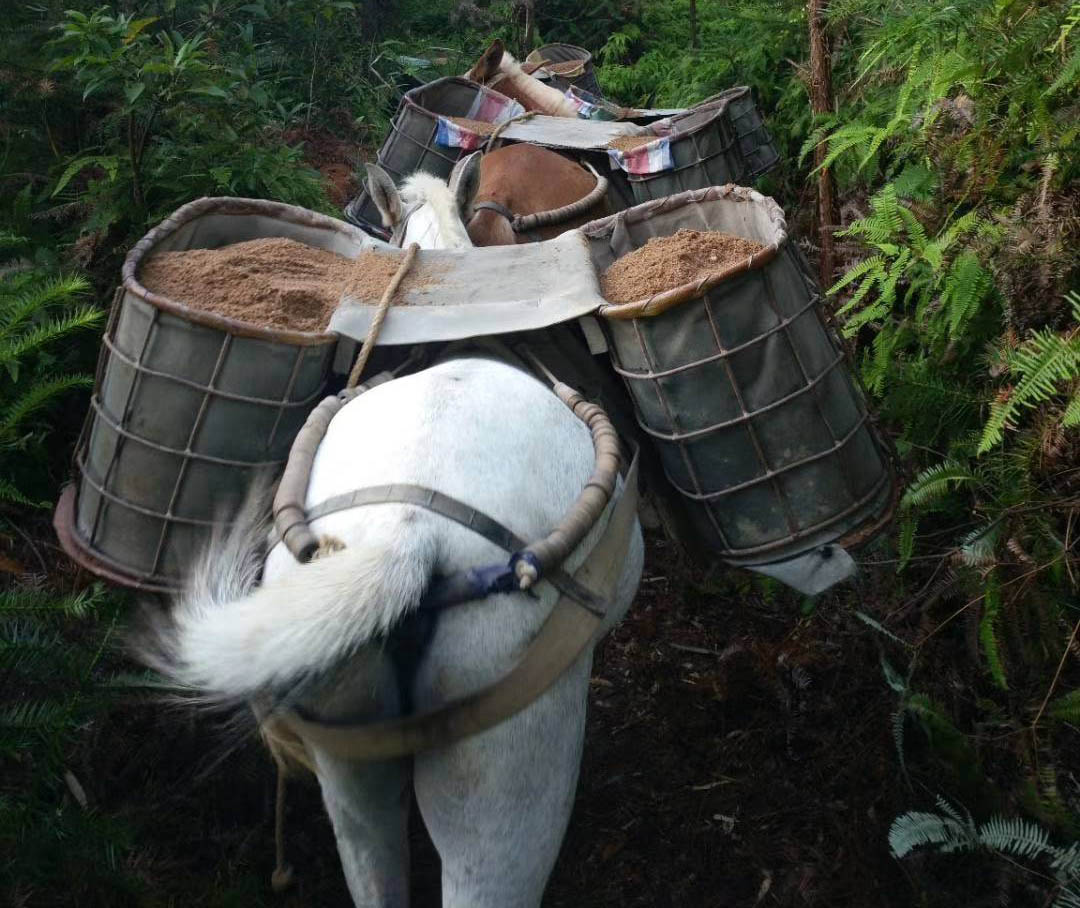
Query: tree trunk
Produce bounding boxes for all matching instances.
[808,0,837,289]
[690,0,698,50]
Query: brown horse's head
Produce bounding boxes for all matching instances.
[462,145,609,247]
[464,39,506,85]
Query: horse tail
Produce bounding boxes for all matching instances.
[137,490,436,701]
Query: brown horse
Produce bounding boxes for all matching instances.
[465,144,607,246]
[464,39,578,118]
[367,144,607,248]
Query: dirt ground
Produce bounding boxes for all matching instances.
[30,526,1061,908]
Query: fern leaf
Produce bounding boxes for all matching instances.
[897,513,917,572]
[0,699,73,731]
[889,809,975,858]
[0,374,94,441]
[0,585,105,618]
[943,251,992,339]
[958,520,1001,567]
[901,460,977,510]
[1047,690,1080,724]
[979,574,1008,690]
[978,815,1053,860]
[1053,885,1080,908]
[817,123,880,172]
[51,155,121,198]
[979,325,1080,453]
[0,306,103,366]
[854,610,910,646]
[828,255,885,296]
[0,477,48,509]
[0,274,92,340]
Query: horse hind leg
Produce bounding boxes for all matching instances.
[301,650,412,908]
[413,638,594,908]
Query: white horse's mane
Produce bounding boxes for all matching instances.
[400,172,472,248]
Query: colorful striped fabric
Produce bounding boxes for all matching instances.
[606,135,674,174]
[434,95,526,149]
[565,87,617,121]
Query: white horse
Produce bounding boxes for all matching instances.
[139,166,644,908]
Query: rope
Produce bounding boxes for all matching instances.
[270,759,294,892]
[346,242,419,389]
[484,110,536,154]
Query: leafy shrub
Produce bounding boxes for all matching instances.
[47,6,331,242]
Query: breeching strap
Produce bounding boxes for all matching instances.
[263,448,638,761]
[472,163,608,234]
[345,241,419,389]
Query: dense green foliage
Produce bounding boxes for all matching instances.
[0,0,1076,902]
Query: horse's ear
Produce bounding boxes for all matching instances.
[476,38,505,80]
[450,152,483,224]
[365,164,401,229]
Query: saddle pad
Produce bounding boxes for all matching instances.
[330,229,605,346]
[492,114,648,152]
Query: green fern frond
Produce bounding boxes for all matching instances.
[889,808,975,858]
[979,319,1080,453]
[828,255,885,296]
[0,585,106,618]
[979,814,1054,860]
[1048,690,1080,724]
[1046,41,1080,95]
[897,513,917,572]
[0,476,48,508]
[958,520,1001,567]
[0,699,73,731]
[979,573,1008,690]
[902,459,977,510]
[0,306,103,367]
[943,251,992,339]
[0,274,92,340]
[817,123,880,172]
[0,373,94,442]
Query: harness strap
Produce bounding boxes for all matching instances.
[271,480,611,617]
[263,450,637,762]
[472,200,517,223]
[469,163,608,236]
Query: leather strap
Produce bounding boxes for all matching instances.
[263,452,638,761]
[270,480,610,616]
[472,200,517,223]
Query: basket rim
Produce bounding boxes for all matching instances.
[121,196,363,346]
[402,75,518,117]
[53,484,179,593]
[583,184,790,319]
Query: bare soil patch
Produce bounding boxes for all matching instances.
[600,228,766,304]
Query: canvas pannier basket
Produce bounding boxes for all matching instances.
[620,88,780,206]
[347,77,521,232]
[584,186,895,565]
[525,43,602,96]
[55,197,354,592]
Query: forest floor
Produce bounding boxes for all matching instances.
[28,526,1046,908]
